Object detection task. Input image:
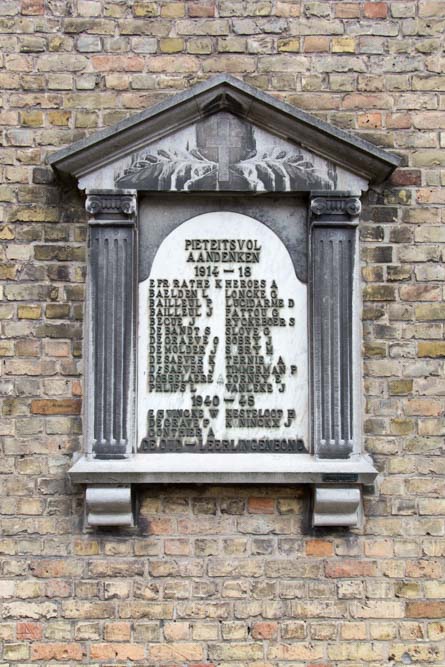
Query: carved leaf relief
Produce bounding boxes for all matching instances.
[115,112,335,192]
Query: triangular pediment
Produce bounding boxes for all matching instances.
[48,74,400,190]
[76,111,367,193]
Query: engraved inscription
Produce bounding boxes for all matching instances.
[138,212,308,453]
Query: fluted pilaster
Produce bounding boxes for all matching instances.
[310,193,361,459]
[86,190,137,459]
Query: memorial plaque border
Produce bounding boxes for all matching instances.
[47,76,401,528]
[78,188,371,529]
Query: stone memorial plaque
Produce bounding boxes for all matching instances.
[138,212,308,454]
[55,77,395,525]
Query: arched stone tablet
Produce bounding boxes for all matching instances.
[138,212,308,454]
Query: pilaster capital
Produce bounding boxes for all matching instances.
[86,189,137,224]
[310,193,361,222]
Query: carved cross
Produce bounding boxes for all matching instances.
[205,114,246,182]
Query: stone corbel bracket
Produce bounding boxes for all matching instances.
[85,485,133,527]
[313,486,362,528]
[83,482,364,529]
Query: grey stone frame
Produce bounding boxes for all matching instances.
[73,187,373,529]
[47,76,401,529]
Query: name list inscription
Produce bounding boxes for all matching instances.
[138,212,308,453]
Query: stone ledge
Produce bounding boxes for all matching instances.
[69,452,377,485]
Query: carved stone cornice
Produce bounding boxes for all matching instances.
[86,190,137,224]
[310,195,361,220]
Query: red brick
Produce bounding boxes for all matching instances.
[407,601,445,618]
[145,518,176,535]
[188,1,215,17]
[325,560,377,578]
[90,643,145,660]
[358,112,382,128]
[364,2,388,18]
[390,169,422,186]
[91,56,145,72]
[31,643,85,661]
[305,540,334,557]
[16,622,42,640]
[29,559,82,578]
[21,0,44,14]
[251,622,278,639]
[31,399,81,415]
[386,113,412,129]
[248,497,275,514]
[72,380,82,396]
[148,643,203,661]
[400,285,441,302]
[276,1,301,17]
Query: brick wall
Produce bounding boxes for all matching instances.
[1,0,445,664]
